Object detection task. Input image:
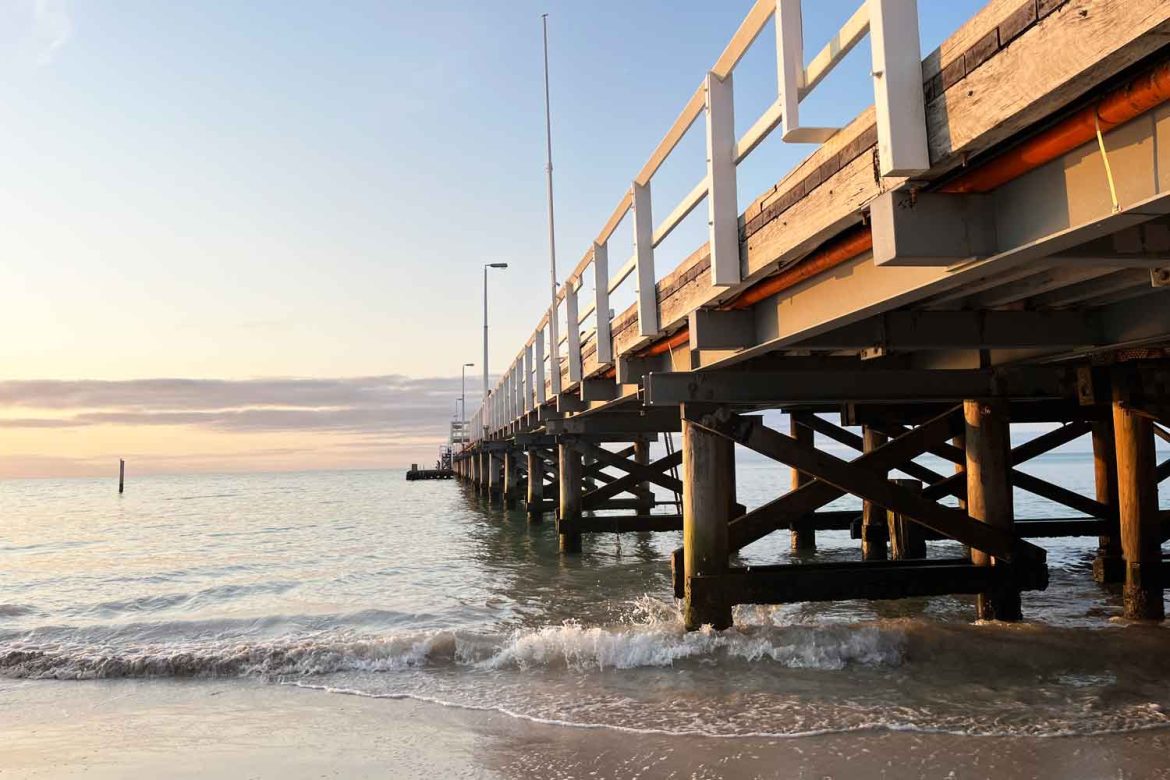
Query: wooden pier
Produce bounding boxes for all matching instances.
[451,0,1170,629]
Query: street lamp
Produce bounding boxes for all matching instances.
[460,362,474,423]
[483,263,508,416]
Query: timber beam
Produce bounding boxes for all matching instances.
[690,558,1048,607]
[549,408,681,435]
[645,366,1076,406]
[796,310,1103,351]
[843,399,1107,427]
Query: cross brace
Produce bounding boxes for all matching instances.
[691,409,1044,563]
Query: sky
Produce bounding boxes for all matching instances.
[0,0,988,477]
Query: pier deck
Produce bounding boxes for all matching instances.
[451,0,1170,628]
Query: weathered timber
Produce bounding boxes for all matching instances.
[810,414,951,493]
[645,367,1074,406]
[790,413,816,552]
[579,448,683,510]
[694,411,1043,563]
[1091,419,1124,583]
[862,427,890,560]
[634,438,654,515]
[888,479,927,560]
[526,449,545,524]
[727,407,965,551]
[1113,369,1164,620]
[681,407,734,630]
[965,398,1023,621]
[502,450,520,508]
[557,443,583,554]
[690,558,1048,608]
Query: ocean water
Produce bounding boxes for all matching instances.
[2,452,1169,739]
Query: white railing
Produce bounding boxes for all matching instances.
[469,0,929,443]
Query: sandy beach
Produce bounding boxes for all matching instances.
[2,679,1168,779]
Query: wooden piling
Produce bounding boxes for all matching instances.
[1112,372,1164,620]
[1091,418,1125,584]
[526,448,544,524]
[888,479,927,560]
[557,442,583,553]
[682,408,734,631]
[789,413,816,552]
[118,459,125,494]
[964,399,1021,621]
[488,453,502,502]
[861,428,888,560]
[634,437,653,516]
[503,449,519,508]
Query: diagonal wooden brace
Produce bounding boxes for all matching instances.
[731,407,965,550]
[669,408,967,591]
[804,413,951,487]
[694,411,1045,564]
[582,450,683,509]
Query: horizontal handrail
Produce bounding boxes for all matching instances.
[469,0,930,441]
[653,178,709,248]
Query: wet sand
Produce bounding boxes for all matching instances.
[3,679,1168,779]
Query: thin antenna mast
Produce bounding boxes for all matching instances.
[541,13,561,394]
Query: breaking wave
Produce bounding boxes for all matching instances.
[0,602,907,680]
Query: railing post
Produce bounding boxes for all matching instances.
[705,70,740,287]
[868,0,930,176]
[524,344,534,414]
[775,0,805,141]
[565,282,582,384]
[549,304,563,396]
[535,328,547,404]
[632,182,659,337]
[592,242,612,366]
[510,364,517,422]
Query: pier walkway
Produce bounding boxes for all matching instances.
[451,0,1170,629]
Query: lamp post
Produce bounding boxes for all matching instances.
[483,263,508,428]
[460,362,474,423]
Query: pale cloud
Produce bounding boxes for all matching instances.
[0,374,491,477]
[0,375,478,434]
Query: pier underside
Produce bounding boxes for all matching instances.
[452,0,1170,630]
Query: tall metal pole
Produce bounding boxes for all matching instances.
[542,14,561,393]
[483,264,489,405]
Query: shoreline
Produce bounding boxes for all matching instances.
[4,678,1169,779]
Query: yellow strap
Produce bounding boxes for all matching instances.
[1094,110,1121,213]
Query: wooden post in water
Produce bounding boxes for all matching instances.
[634,436,653,516]
[861,428,888,560]
[557,441,583,553]
[1112,370,1164,620]
[789,413,816,552]
[526,448,544,524]
[503,448,518,508]
[477,451,489,496]
[682,406,733,631]
[888,479,926,560]
[118,459,125,494]
[487,452,501,503]
[964,399,1021,621]
[1091,418,1125,584]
